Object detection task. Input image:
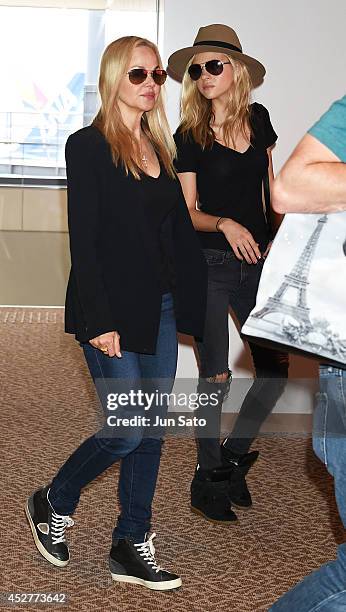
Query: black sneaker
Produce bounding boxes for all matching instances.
[25,485,74,567]
[109,533,182,591]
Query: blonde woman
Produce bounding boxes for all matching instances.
[168,24,288,524]
[25,36,206,590]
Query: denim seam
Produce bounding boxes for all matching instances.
[127,454,135,531]
[341,378,346,414]
[311,589,346,611]
[322,394,328,467]
[94,347,112,400]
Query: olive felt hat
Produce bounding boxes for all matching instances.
[168,23,266,87]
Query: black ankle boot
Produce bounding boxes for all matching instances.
[190,466,238,524]
[221,445,259,509]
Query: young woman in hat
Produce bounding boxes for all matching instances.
[25,35,206,590]
[168,24,288,524]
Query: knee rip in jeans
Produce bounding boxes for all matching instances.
[205,370,232,400]
[206,368,232,384]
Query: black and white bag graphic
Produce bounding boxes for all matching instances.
[242,212,346,366]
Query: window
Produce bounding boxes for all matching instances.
[0,0,159,186]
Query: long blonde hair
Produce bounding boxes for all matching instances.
[179,54,253,149]
[93,36,176,179]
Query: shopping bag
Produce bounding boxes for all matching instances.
[242,212,346,366]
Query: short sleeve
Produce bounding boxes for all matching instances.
[251,103,278,149]
[174,128,202,173]
[308,95,346,162]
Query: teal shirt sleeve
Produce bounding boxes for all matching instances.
[308,95,346,162]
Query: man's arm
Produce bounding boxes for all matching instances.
[272,133,346,213]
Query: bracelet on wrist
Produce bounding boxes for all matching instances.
[215,216,225,232]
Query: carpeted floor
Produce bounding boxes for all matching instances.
[1,308,343,612]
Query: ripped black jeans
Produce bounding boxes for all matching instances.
[195,248,288,470]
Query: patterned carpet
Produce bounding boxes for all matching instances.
[1,308,343,612]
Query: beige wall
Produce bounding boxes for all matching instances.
[0,187,67,232]
[0,187,70,307]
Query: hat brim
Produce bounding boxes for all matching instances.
[168,45,266,88]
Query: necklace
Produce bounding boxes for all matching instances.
[140,149,148,169]
[139,136,148,169]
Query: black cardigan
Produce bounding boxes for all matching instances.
[64,126,207,354]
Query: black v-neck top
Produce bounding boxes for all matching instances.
[139,165,175,293]
[174,103,277,252]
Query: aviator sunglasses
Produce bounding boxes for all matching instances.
[188,59,231,81]
[127,67,167,86]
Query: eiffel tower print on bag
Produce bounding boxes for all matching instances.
[242,212,346,366]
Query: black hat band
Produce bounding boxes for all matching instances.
[193,40,242,53]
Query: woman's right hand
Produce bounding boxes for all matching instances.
[89,331,122,358]
[218,218,262,264]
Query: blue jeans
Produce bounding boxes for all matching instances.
[269,365,346,611]
[49,293,177,543]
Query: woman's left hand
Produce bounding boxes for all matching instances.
[262,241,273,259]
[89,330,122,358]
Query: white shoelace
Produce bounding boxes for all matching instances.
[134,533,162,573]
[51,511,74,545]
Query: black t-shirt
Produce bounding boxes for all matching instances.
[140,166,176,293]
[174,102,277,252]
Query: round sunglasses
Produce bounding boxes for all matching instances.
[127,68,167,86]
[188,59,231,81]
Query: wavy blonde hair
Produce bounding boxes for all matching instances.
[179,54,253,149]
[93,36,176,179]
